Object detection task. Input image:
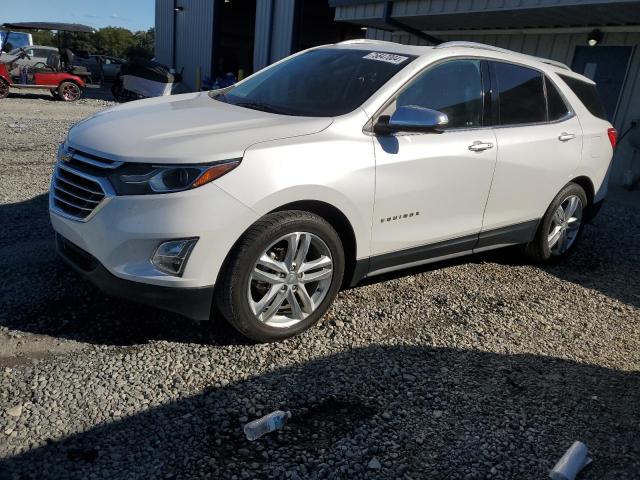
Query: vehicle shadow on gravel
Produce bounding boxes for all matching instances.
[1,345,639,479]
[6,85,115,102]
[0,194,248,348]
[1,195,638,348]
[361,200,640,310]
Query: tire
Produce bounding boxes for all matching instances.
[524,182,588,262]
[216,211,345,342]
[57,81,82,102]
[111,81,123,102]
[0,79,9,99]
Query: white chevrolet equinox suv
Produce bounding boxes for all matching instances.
[50,40,616,341]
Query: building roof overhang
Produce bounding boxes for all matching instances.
[331,0,640,31]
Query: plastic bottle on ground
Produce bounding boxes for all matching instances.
[243,410,292,441]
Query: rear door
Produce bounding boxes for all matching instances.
[479,61,583,245]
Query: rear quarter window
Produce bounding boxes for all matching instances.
[558,74,607,120]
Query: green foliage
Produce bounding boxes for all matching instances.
[13,27,154,59]
[125,28,155,60]
[29,30,56,47]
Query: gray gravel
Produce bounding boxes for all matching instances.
[1,94,639,479]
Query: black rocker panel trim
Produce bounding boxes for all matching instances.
[475,219,539,250]
[349,219,540,286]
[369,233,478,273]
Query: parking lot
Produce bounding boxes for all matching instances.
[0,93,639,479]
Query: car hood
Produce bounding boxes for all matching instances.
[67,92,333,164]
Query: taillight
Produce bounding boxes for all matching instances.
[607,128,618,149]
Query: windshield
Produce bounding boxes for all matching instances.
[211,48,415,117]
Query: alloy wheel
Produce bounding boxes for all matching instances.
[247,232,333,328]
[61,83,81,101]
[548,194,583,255]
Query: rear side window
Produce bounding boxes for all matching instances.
[545,77,571,121]
[558,74,607,120]
[396,59,483,129]
[493,62,547,125]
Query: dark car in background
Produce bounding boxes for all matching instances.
[77,55,124,83]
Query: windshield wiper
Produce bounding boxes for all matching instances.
[234,101,288,115]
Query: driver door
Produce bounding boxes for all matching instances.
[370,59,497,272]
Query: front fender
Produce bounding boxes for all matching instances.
[215,131,376,259]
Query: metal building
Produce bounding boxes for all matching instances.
[155,0,640,186]
[155,0,361,90]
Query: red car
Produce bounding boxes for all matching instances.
[0,48,88,101]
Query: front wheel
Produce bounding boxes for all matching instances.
[524,182,587,262]
[57,81,82,101]
[216,211,345,342]
[0,79,9,99]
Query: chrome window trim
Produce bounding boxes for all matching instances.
[364,54,578,135]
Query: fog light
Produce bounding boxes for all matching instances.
[151,238,198,276]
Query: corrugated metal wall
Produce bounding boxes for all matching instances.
[254,0,297,72]
[154,0,215,90]
[155,0,174,67]
[335,2,386,22]
[174,0,216,90]
[366,28,640,184]
[389,0,640,15]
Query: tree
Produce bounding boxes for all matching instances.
[124,28,155,59]
[93,27,136,57]
[9,26,155,60]
[29,30,56,47]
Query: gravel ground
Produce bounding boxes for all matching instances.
[0,93,639,480]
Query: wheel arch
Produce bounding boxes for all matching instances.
[569,176,595,206]
[269,200,358,288]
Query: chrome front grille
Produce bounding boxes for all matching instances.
[51,147,119,221]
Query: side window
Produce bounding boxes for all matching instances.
[396,59,483,129]
[493,62,546,125]
[545,76,570,121]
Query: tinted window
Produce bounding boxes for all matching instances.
[396,59,483,129]
[216,49,415,117]
[494,62,546,125]
[558,74,607,120]
[545,77,570,121]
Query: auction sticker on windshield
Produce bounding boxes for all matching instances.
[363,52,409,65]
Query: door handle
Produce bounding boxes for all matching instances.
[468,140,494,152]
[558,132,576,142]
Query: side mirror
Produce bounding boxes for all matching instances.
[374,105,448,135]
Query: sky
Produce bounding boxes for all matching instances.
[2,0,155,32]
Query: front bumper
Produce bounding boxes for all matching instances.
[56,234,214,320]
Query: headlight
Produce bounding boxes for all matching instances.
[109,159,240,195]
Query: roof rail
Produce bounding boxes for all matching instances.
[337,39,397,46]
[435,41,571,71]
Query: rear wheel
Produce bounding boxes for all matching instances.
[0,79,9,99]
[216,211,345,342]
[524,182,587,262]
[57,81,82,101]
